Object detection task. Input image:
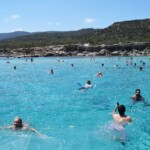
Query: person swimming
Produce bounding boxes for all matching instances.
[97,72,102,77]
[48,69,54,74]
[78,80,93,90]
[0,117,45,138]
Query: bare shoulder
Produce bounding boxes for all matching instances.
[22,125,31,130]
[28,127,37,132]
[126,116,132,122]
[112,113,119,119]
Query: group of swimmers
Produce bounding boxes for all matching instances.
[0,88,145,141]
[111,88,146,139]
[78,76,146,140]
[3,57,148,142]
[78,71,102,90]
[113,88,145,123]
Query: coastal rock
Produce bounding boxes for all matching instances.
[0,42,150,57]
[99,49,110,55]
[111,51,120,56]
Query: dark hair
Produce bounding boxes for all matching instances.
[18,118,23,124]
[136,89,141,93]
[15,117,23,126]
[87,80,91,85]
[118,105,125,115]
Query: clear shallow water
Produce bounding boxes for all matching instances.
[0,56,150,150]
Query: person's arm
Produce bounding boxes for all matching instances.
[131,95,136,100]
[127,116,132,122]
[30,128,46,138]
[112,102,119,114]
[0,125,13,129]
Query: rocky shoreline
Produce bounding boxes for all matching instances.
[0,42,150,57]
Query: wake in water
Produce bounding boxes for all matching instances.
[0,130,63,150]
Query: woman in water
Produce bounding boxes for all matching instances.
[111,103,132,141]
[112,103,132,124]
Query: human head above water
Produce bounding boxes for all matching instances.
[87,80,91,85]
[14,117,23,128]
[135,89,141,94]
[118,105,126,115]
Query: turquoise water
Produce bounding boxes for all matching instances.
[0,56,150,150]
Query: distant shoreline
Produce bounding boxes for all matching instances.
[0,42,150,58]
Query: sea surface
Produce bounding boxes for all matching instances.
[0,56,150,150]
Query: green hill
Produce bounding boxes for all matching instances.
[0,19,150,49]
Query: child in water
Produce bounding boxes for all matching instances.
[79,80,93,90]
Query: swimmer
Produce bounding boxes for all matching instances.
[14,66,16,70]
[79,80,93,90]
[131,89,144,102]
[114,64,119,68]
[0,117,44,138]
[112,103,132,124]
[71,64,74,67]
[139,66,143,71]
[48,69,54,74]
[131,89,150,106]
[97,72,102,77]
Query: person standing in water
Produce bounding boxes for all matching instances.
[131,89,144,102]
[131,89,150,106]
[111,103,132,142]
[112,103,132,124]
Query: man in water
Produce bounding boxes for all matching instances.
[0,117,44,138]
[131,89,144,101]
[131,89,150,106]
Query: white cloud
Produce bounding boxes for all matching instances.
[11,27,23,32]
[11,14,20,19]
[4,14,20,21]
[48,21,60,26]
[84,18,97,24]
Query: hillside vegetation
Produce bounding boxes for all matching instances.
[0,19,150,50]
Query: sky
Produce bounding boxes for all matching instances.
[0,0,150,33]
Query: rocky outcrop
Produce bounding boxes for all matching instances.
[0,42,150,57]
